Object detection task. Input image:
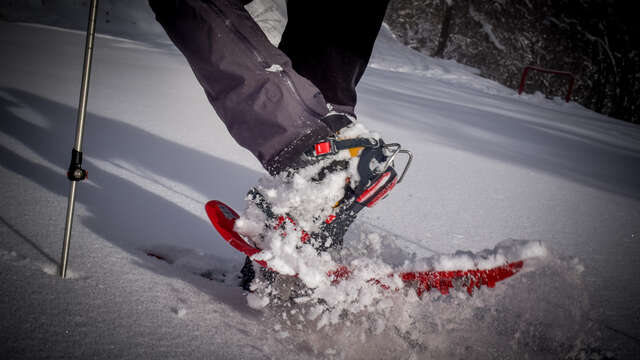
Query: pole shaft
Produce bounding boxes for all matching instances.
[60,0,99,278]
[74,0,99,151]
[60,182,78,278]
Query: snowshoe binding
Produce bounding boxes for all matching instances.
[239,121,413,291]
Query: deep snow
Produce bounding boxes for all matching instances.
[1,3,639,359]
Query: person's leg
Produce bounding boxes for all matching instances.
[279,0,391,118]
[149,0,334,175]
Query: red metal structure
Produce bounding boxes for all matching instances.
[518,65,576,102]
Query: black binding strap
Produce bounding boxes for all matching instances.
[333,138,379,151]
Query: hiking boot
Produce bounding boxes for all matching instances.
[238,114,412,291]
[251,113,413,251]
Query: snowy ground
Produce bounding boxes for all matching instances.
[1,9,640,359]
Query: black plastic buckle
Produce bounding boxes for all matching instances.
[67,148,88,182]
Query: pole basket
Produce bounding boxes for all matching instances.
[518,65,576,103]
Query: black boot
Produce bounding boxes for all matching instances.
[248,116,413,251]
[239,256,254,291]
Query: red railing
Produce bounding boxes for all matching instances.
[518,65,576,102]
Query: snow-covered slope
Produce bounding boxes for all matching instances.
[1,4,639,359]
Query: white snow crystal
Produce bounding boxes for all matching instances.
[246,293,270,309]
[265,64,283,72]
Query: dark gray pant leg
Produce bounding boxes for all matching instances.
[149,0,332,175]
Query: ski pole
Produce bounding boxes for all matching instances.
[60,0,99,278]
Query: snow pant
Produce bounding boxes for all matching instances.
[149,0,390,175]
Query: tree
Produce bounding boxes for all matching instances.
[384,0,640,123]
[432,0,453,58]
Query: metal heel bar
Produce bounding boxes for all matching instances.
[381,143,414,184]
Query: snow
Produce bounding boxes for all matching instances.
[1,2,640,358]
[469,5,506,51]
[264,64,284,73]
